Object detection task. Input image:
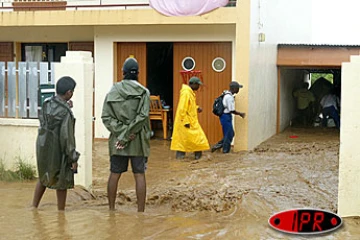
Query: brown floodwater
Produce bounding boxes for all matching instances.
[1,127,360,239]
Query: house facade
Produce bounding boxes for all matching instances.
[0,0,316,151]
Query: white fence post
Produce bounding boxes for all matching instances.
[338,55,360,217]
[54,51,94,191]
[7,62,16,117]
[0,62,5,116]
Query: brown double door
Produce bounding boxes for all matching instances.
[117,42,232,145]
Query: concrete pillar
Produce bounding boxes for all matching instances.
[54,51,94,191]
[338,55,360,217]
[233,0,250,151]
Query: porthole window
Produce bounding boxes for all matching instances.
[212,57,226,72]
[182,57,196,71]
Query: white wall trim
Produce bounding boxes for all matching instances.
[0,118,39,127]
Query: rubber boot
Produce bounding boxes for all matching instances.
[194,151,202,160]
[176,151,185,159]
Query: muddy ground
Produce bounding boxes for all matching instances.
[1,127,360,239]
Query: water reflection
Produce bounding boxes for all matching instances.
[31,211,71,239]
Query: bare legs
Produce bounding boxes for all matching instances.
[107,172,121,211]
[134,173,146,212]
[107,172,146,212]
[56,190,67,211]
[32,181,46,208]
[32,180,68,211]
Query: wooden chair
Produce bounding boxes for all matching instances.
[149,95,168,139]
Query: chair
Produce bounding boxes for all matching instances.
[149,95,168,139]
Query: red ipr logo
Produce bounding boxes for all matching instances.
[269,208,342,235]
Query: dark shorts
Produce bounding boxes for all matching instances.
[110,155,147,174]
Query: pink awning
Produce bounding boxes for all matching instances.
[149,0,229,17]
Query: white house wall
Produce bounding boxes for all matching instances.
[247,0,312,149]
[94,24,236,138]
[311,0,360,44]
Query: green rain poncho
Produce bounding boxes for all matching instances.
[102,80,151,157]
[36,96,80,190]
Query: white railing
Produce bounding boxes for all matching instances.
[0,62,55,119]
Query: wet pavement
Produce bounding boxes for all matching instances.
[1,127,360,239]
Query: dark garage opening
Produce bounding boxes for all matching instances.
[278,67,341,130]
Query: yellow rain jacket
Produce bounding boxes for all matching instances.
[170,84,210,152]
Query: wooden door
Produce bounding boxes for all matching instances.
[117,42,147,86]
[173,42,232,145]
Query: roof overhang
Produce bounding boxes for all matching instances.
[277,44,360,68]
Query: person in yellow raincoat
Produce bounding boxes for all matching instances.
[170,77,210,159]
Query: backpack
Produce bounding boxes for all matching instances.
[212,92,230,117]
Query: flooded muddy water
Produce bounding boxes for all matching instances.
[1,127,360,239]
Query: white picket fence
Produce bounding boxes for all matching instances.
[0,62,55,118]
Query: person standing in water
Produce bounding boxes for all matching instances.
[32,76,80,211]
[102,57,151,212]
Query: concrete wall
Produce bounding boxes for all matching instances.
[338,55,360,217]
[0,52,93,190]
[247,0,312,149]
[0,26,94,42]
[0,119,38,171]
[54,51,94,190]
[279,69,306,131]
[94,24,236,138]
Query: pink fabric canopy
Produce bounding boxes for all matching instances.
[149,0,229,17]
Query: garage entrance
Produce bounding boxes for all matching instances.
[276,44,360,133]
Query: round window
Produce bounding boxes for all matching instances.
[212,57,226,72]
[182,57,196,71]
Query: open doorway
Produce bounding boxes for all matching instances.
[276,44,360,133]
[278,67,341,131]
[146,42,174,139]
[146,42,174,108]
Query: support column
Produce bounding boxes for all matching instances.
[338,55,360,217]
[54,51,94,191]
[233,0,250,151]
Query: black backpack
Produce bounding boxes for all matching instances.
[212,92,230,117]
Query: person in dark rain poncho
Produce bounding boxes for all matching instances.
[32,76,80,211]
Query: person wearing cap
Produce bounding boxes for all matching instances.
[101,57,151,212]
[170,77,210,160]
[211,81,246,153]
